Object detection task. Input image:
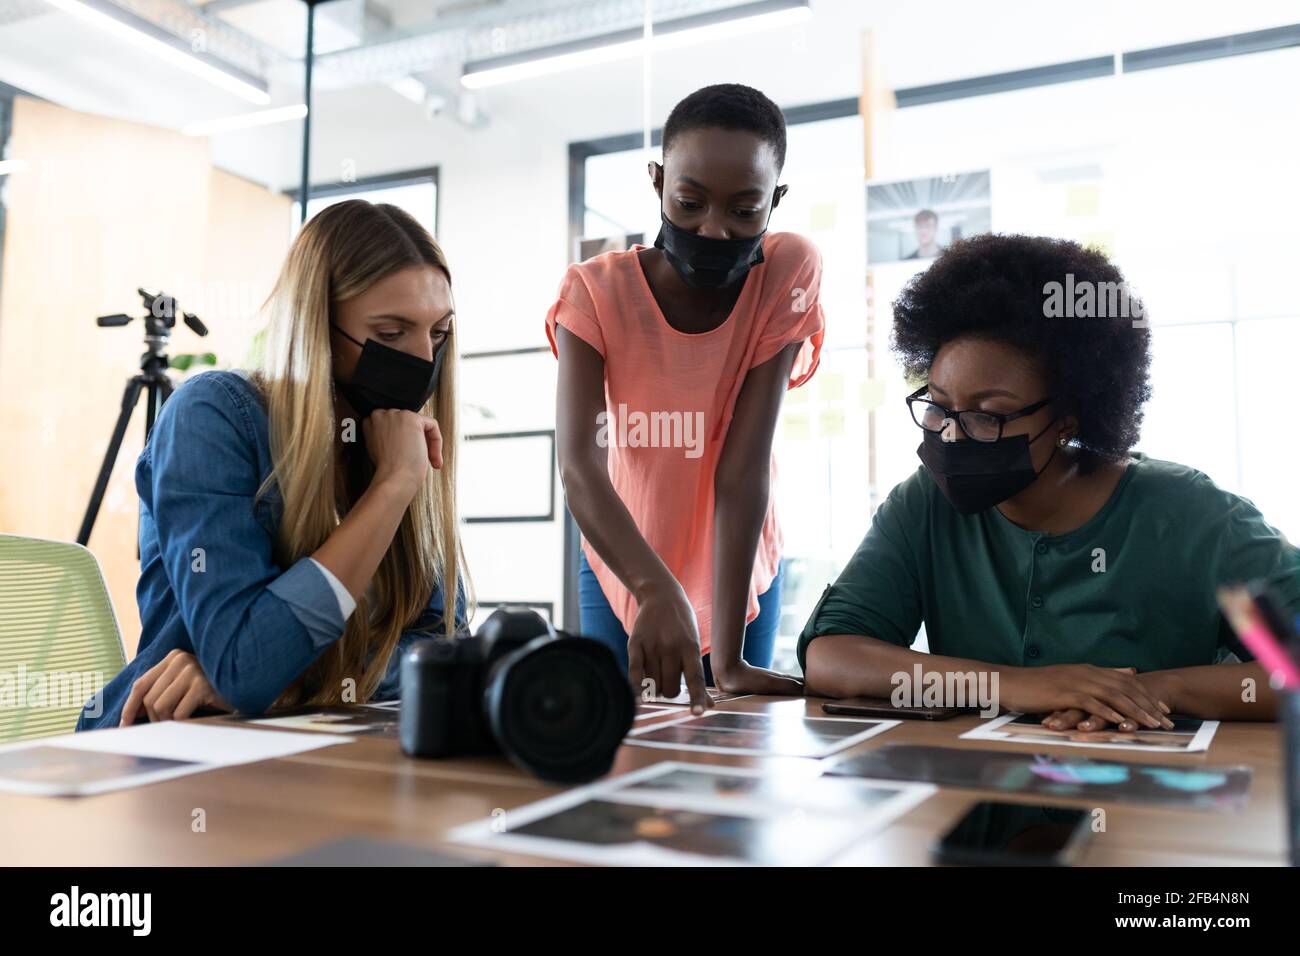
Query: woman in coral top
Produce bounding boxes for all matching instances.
[546,84,825,708]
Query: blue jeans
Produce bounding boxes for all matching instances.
[577,550,783,685]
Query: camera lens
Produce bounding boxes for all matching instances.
[485,637,634,784]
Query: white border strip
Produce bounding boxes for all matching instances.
[960,712,1218,753]
[625,710,900,758]
[445,761,935,866]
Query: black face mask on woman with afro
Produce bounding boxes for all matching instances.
[917,418,1063,514]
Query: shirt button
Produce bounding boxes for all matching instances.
[1027,644,1041,659]
[1035,541,1048,555]
[1030,595,1044,609]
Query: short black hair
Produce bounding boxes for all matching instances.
[662,83,786,170]
[891,233,1152,471]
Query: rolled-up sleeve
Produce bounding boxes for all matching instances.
[1214,495,1300,658]
[304,557,358,626]
[544,264,605,359]
[147,374,347,714]
[751,233,825,388]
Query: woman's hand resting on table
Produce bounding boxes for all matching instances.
[121,650,231,726]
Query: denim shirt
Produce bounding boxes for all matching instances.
[77,370,466,730]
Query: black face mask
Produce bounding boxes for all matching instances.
[917,420,1061,514]
[652,184,780,290]
[332,326,447,419]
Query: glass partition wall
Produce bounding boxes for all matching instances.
[3,1,1298,670]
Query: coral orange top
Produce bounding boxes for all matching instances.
[544,231,826,654]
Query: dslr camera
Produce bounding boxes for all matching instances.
[400,607,634,783]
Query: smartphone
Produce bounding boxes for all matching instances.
[822,698,960,720]
[932,801,1092,866]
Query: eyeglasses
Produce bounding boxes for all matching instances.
[905,385,1052,443]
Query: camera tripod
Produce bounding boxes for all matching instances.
[76,289,208,546]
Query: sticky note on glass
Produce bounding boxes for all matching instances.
[1065,184,1100,217]
[860,379,888,410]
[818,409,846,438]
[784,412,811,441]
[819,373,845,402]
[809,202,837,231]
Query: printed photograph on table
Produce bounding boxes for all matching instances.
[626,710,898,758]
[960,713,1219,753]
[643,691,752,706]
[446,762,935,866]
[246,707,401,737]
[624,763,927,816]
[827,745,1253,812]
[633,705,675,721]
[0,723,352,796]
[0,747,200,797]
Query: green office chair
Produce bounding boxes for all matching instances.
[0,534,127,741]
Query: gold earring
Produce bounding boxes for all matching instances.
[1058,436,1068,447]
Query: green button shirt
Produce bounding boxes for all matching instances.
[797,454,1300,674]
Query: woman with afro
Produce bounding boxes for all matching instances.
[800,234,1300,730]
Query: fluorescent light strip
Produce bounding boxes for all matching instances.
[41,0,270,104]
[388,76,429,105]
[464,37,644,88]
[0,159,29,176]
[649,4,811,54]
[182,104,307,137]
[462,0,812,89]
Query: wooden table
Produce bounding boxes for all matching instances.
[0,695,1287,866]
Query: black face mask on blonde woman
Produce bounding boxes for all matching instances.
[333,325,447,418]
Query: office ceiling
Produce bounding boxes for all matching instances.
[2,0,1298,141]
[0,0,757,128]
[14,0,743,83]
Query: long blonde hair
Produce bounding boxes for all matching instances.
[251,200,471,707]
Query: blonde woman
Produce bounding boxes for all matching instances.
[77,200,470,730]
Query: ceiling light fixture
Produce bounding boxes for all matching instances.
[181,103,308,137]
[41,0,270,104]
[461,0,812,89]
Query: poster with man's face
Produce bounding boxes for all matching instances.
[866,171,991,265]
